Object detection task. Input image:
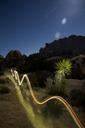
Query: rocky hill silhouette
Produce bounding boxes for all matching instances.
[38,35,85,58]
[0,35,85,80]
[23,35,85,79]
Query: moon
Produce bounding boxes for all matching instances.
[61,18,67,25]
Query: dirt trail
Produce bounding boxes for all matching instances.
[0,76,33,128]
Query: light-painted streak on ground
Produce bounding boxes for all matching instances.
[11,69,84,128]
[7,74,45,128]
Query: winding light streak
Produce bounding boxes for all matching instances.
[10,69,84,128]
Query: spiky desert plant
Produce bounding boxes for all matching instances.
[46,59,72,96]
[56,59,72,82]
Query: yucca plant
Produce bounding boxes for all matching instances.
[56,59,72,82]
[46,59,72,96]
[54,59,72,96]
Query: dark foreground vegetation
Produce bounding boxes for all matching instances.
[0,77,33,128]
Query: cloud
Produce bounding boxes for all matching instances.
[61,18,67,25]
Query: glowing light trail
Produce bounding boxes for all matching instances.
[10,69,84,128]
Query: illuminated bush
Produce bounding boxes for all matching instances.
[46,77,67,96]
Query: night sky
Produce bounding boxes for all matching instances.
[0,0,85,56]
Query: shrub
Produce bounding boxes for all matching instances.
[0,85,10,94]
[70,89,85,108]
[46,77,67,97]
[42,100,63,118]
[0,72,4,76]
[46,77,57,95]
[0,78,9,84]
